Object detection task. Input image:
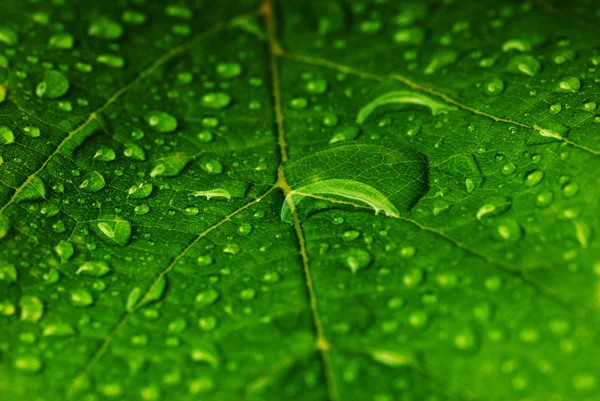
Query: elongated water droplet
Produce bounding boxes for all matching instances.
[357,90,456,124]
[216,62,242,79]
[48,33,74,49]
[128,183,153,199]
[77,261,111,277]
[524,170,544,187]
[88,17,123,40]
[0,213,10,239]
[201,92,231,109]
[193,189,231,200]
[23,126,41,137]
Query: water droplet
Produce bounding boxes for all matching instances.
[93,216,132,246]
[20,296,43,323]
[344,249,371,273]
[0,262,17,282]
[223,243,240,254]
[424,49,458,75]
[36,70,69,99]
[97,54,125,68]
[553,48,576,64]
[502,38,531,52]
[216,62,242,79]
[549,103,562,114]
[79,171,105,192]
[77,261,111,277]
[70,288,94,307]
[197,130,213,142]
[485,78,504,95]
[0,27,18,45]
[562,182,579,198]
[408,310,429,328]
[240,288,256,301]
[88,17,123,40]
[196,289,219,307]
[48,33,74,49]
[135,205,150,215]
[122,10,147,25]
[124,143,146,160]
[393,27,425,45]
[583,101,597,112]
[555,76,581,93]
[15,176,45,203]
[201,92,231,109]
[165,5,192,19]
[454,328,478,352]
[493,219,522,242]
[15,355,42,372]
[290,97,308,109]
[147,111,178,133]
[23,126,40,138]
[128,183,153,199]
[94,146,116,161]
[200,159,223,175]
[193,189,230,200]
[197,255,213,266]
[0,126,14,145]
[43,323,75,337]
[55,240,74,262]
[237,223,252,236]
[507,55,541,76]
[524,170,544,187]
[305,79,328,94]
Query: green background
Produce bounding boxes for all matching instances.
[0,0,599,400]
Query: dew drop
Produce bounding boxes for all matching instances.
[36,70,69,99]
[0,126,14,145]
[54,240,74,262]
[524,170,544,187]
[79,171,105,192]
[216,62,242,79]
[344,249,372,273]
[200,159,223,175]
[485,78,504,95]
[507,55,541,76]
[48,33,74,49]
[70,288,94,307]
[20,296,44,323]
[147,111,178,133]
[555,76,581,93]
[77,261,111,277]
[201,92,231,109]
[88,17,123,40]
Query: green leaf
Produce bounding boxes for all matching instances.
[1,1,600,400]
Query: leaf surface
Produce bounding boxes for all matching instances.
[1,1,600,400]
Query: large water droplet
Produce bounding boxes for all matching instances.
[36,70,70,99]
